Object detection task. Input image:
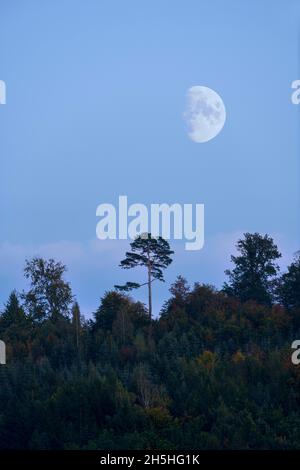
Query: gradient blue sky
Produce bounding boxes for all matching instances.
[1,0,300,316]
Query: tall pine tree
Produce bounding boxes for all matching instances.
[115,234,174,318]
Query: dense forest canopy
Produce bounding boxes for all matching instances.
[0,233,300,450]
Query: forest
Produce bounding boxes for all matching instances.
[0,232,300,450]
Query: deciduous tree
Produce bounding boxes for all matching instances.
[223,233,281,305]
[22,257,73,321]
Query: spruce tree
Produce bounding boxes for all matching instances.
[277,252,300,310]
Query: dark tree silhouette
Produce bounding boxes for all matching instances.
[22,257,73,321]
[115,233,174,318]
[169,275,190,303]
[277,251,300,310]
[223,232,281,305]
[0,291,27,330]
[72,301,82,356]
[0,236,300,450]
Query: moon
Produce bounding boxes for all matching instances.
[184,86,226,143]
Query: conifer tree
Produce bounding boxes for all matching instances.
[0,291,27,331]
[72,302,81,353]
[277,252,300,310]
[115,234,174,318]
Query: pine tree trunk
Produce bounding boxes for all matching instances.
[72,303,81,361]
[75,310,80,350]
[148,264,152,318]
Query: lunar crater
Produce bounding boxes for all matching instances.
[184,86,226,143]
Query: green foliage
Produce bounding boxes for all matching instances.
[0,240,300,450]
[277,252,300,311]
[0,291,31,361]
[117,234,174,282]
[22,258,73,321]
[115,234,173,318]
[223,233,281,305]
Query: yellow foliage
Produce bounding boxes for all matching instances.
[146,407,172,425]
[232,350,246,364]
[196,350,217,370]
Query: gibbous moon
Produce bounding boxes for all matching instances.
[184,86,226,143]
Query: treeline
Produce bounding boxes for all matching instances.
[0,233,299,449]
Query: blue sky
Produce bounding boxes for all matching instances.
[1,0,299,316]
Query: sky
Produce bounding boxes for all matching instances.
[1,0,300,316]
